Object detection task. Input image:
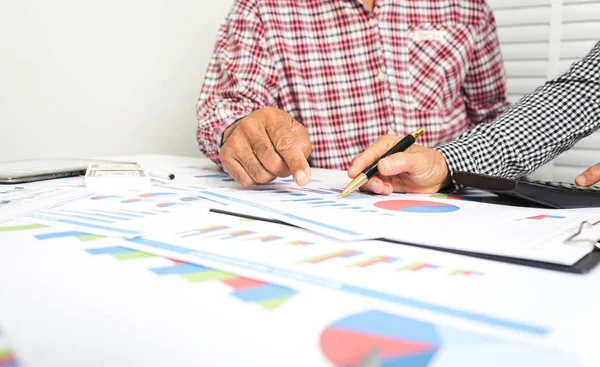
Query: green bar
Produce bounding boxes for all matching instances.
[0,349,13,359]
[112,252,155,260]
[429,194,448,199]
[0,223,48,232]
[258,295,295,310]
[449,270,462,276]
[240,218,255,222]
[183,270,237,282]
[299,249,350,263]
[348,255,385,267]
[397,262,424,271]
[77,234,105,242]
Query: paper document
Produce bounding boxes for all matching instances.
[182,169,598,265]
[0,217,586,367]
[0,185,91,224]
[22,185,226,237]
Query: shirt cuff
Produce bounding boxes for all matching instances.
[434,142,478,192]
[214,109,255,150]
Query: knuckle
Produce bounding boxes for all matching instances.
[274,136,296,153]
[265,159,290,177]
[255,171,276,184]
[237,117,257,133]
[252,138,271,156]
[238,176,254,186]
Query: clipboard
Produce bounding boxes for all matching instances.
[209,208,600,275]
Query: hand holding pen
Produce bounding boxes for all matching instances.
[344,129,452,196]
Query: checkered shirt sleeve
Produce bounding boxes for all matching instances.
[196,1,278,164]
[436,41,600,188]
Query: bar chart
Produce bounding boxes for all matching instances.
[150,261,297,310]
[299,250,484,277]
[177,224,313,246]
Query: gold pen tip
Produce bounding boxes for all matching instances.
[411,128,424,139]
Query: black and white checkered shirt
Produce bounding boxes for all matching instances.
[436,41,600,187]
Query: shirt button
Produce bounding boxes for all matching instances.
[377,70,387,82]
[369,18,377,27]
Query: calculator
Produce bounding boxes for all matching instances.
[452,171,600,209]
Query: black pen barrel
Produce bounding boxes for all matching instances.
[363,135,416,178]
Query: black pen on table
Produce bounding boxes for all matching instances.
[338,127,423,199]
[149,171,175,180]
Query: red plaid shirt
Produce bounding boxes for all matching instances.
[197,0,509,169]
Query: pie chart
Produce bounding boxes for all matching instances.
[374,200,459,213]
[320,310,580,367]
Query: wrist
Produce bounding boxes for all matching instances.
[222,119,242,146]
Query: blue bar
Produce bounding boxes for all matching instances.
[195,174,227,178]
[341,251,363,258]
[35,231,92,240]
[312,203,348,208]
[40,211,116,224]
[231,284,296,302]
[192,194,230,206]
[53,219,139,235]
[127,237,549,336]
[62,210,131,221]
[180,231,204,239]
[87,246,136,255]
[128,237,195,254]
[151,263,209,275]
[281,198,323,202]
[119,209,158,216]
[92,209,144,218]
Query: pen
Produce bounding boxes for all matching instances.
[357,349,381,367]
[149,172,175,180]
[339,127,423,198]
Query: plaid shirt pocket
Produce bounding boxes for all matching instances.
[408,23,470,111]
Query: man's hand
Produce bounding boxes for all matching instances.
[219,107,312,186]
[347,135,451,195]
[576,163,600,186]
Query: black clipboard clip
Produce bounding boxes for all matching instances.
[564,220,600,250]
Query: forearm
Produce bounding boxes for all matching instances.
[197,100,258,165]
[196,0,278,165]
[437,41,600,183]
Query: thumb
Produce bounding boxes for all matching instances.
[576,163,600,186]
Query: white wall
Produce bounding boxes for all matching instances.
[0,0,234,161]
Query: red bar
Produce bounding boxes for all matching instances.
[311,250,356,264]
[221,276,267,290]
[411,263,431,271]
[528,215,548,220]
[359,256,392,267]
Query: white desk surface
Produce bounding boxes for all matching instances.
[0,154,598,367]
